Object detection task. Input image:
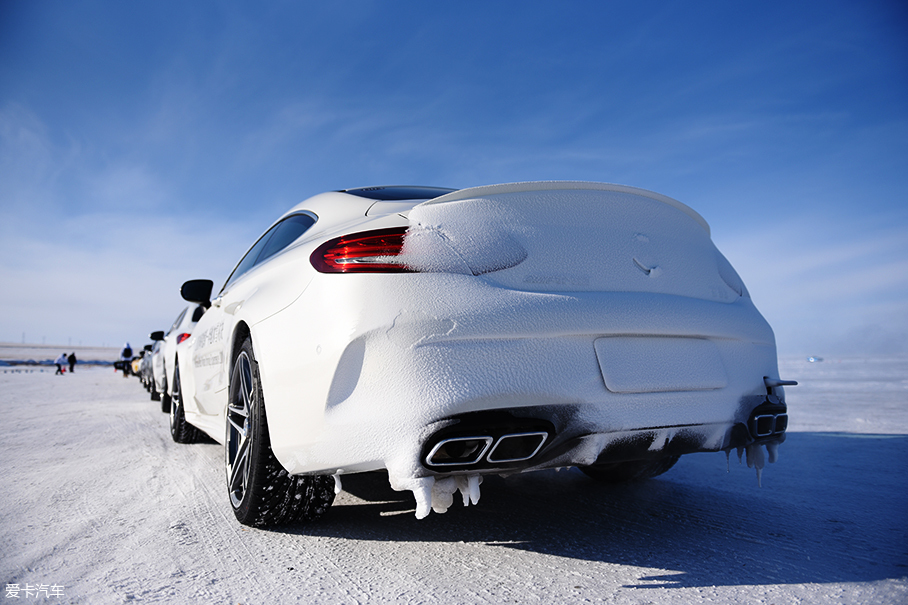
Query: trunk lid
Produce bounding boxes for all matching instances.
[401,181,745,303]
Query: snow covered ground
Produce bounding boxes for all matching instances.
[0,343,121,366]
[1,352,906,604]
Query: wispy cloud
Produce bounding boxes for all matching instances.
[715,215,908,356]
[0,104,255,346]
[0,209,252,347]
[2,1,906,358]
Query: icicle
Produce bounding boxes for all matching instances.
[468,475,481,505]
[332,471,344,495]
[431,477,458,514]
[745,444,766,487]
[766,441,780,464]
[456,476,471,506]
[389,475,436,519]
[725,449,731,473]
[411,478,434,519]
[736,446,745,464]
[387,472,484,519]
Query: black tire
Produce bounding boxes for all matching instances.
[579,455,680,484]
[169,365,199,443]
[226,336,335,527]
[150,380,161,402]
[160,376,171,412]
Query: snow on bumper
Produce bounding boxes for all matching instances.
[252,273,782,490]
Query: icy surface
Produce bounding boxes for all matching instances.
[1,349,906,604]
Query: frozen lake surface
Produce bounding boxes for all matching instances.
[1,353,906,603]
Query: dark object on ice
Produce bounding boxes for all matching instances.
[807,356,824,362]
[67,352,76,373]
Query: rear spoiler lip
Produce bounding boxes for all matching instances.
[422,181,710,235]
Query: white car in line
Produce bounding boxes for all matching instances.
[150,305,204,412]
[149,336,165,402]
[172,181,795,527]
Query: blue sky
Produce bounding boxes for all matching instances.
[1,0,906,356]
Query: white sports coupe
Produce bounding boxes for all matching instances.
[172,181,794,527]
[149,304,204,412]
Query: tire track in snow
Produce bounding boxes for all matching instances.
[173,441,376,604]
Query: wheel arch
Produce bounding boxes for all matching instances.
[230,321,252,366]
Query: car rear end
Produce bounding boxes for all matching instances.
[257,182,790,510]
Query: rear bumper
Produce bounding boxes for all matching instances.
[418,395,788,476]
[254,274,784,481]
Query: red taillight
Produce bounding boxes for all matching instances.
[310,227,414,273]
[176,333,191,344]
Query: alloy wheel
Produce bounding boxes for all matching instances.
[226,351,254,509]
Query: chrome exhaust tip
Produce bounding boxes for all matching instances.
[422,412,555,471]
[748,395,788,439]
[486,432,549,463]
[425,436,493,467]
[751,412,788,437]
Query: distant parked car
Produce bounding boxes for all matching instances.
[130,353,143,377]
[139,344,155,392]
[152,305,204,412]
[150,333,165,402]
[173,181,794,527]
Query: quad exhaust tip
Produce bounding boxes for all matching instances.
[425,432,549,468]
[748,392,789,439]
[751,413,788,437]
[425,437,493,467]
[487,432,548,463]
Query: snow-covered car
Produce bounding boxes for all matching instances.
[152,305,204,412]
[173,181,794,527]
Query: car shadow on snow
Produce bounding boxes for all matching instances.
[281,432,908,588]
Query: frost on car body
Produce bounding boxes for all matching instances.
[176,181,794,526]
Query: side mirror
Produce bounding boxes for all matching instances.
[144,344,153,352]
[181,279,214,307]
[149,330,165,341]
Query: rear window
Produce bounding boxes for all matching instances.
[167,308,188,335]
[222,212,317,291]
[257,213,316,265]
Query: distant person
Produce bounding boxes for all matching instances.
[55,353,67,375]
[119,342,133,377]
[68,352,77,373]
